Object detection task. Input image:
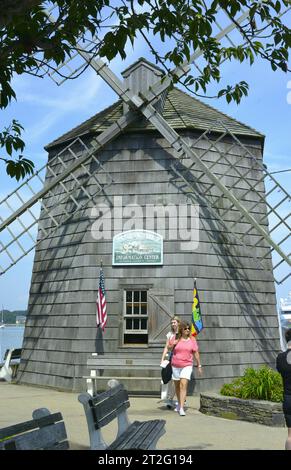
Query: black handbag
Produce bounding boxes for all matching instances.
[161,337,178,385]
[161,344,176,385]
[161,361,172,385]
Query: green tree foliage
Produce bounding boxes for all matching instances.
[0,120,34,181]
[1,309,27,324]
[1,1,290,179]
[220,366,284,402]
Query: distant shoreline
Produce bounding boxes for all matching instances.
[1,310,27,325]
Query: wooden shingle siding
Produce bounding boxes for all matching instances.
[18,100,278,392]
[25,289,276,306]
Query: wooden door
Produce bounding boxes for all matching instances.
[147,289,175,346]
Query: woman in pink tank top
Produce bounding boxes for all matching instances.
[169,321,202,416]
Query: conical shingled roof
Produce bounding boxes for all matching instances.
[45,87,264,150]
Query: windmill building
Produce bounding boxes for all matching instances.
[16,58,281,392]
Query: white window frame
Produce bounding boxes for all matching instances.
[123,290,148,342]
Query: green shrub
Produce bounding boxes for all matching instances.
[220,366,283,402]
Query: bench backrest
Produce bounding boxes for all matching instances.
[88,383,130,429]
[87,356,160,370]
[3,348,22,361]
[0,408,69,450]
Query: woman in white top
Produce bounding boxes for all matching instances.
[160,316,180,408]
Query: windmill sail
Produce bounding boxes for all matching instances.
[1,4,290,286]
[0,137,115,275]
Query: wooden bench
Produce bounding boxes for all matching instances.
[78,380,166,450]
[0,348,22,382]
[85,353,162,394]
[0,408,69,450]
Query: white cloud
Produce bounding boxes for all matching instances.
[22,70,104,142]
[19,70,103,111]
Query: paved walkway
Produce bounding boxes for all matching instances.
[0,382,287,450]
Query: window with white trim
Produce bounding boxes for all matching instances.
[123,290,148,345]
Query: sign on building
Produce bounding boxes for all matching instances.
[112,230,163,266]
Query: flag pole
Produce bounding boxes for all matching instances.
[96,258,107,332]
[191,277,203,336]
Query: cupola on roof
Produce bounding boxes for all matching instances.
[121,57,164,95]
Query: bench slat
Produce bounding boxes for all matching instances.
[107,419,166,450]
[10,348,22,360]
[94,401,130,429]
[121,420,164,450]
[90,387,130,429]
[90,383,126,405]
[0,412,63,440]
[137,420,166,449]
[87,358,160,369]
[0,422,68,450]
[107,421,141,450]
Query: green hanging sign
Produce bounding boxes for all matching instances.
[112,230,163,265]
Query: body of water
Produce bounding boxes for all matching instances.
[0,325,25,363]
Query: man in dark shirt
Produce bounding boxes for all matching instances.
[276,328,291,450]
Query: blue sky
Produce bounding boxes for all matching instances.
[0,26,290,311]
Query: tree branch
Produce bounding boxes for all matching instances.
[0,0,43,28]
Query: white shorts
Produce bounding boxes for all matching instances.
[172,365,193,381]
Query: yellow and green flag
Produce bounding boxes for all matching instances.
[191,279,203,336]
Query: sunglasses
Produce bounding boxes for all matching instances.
[183,327,190,330]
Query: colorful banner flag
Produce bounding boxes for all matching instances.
[191,279,203,336]
[96,267,107,331]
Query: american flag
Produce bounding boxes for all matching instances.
[96,268,107,331]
